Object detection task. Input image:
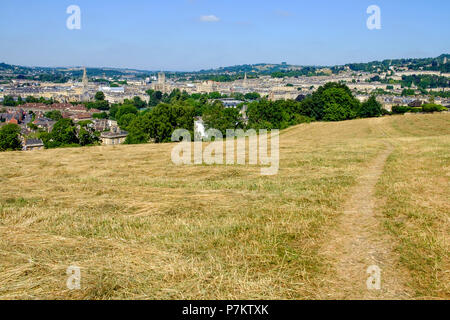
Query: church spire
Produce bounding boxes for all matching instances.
[82,67,88,88]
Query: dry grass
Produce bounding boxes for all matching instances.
[0,113,448,299]
[375,115,450,299]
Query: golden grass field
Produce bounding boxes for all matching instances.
[0,113,448,299]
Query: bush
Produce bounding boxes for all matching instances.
[392,106,410,114]
[422,103,443,113]
[409,107,422,113]
[0,124,22,151]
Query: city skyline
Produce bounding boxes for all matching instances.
[0,0,449,71]
[1,53,449,74]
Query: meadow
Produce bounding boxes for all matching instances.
[0,113,448,299]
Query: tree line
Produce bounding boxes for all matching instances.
[119,83,387,144]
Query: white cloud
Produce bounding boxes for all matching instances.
[275,10,293,17]
[199,15,220,23]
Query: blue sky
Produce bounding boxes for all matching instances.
[0,0,449,71]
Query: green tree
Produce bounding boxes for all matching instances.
[115,104,138,123]
[300,83,360,121]
[146,89,163,107]
[147,102,195,143]
[231,92,245,100]
[401,89,415,96]
[78,120,93,128]
[118,113,136,129]
[124,115,150,144]
[422,103,445,113]
[203,101,243,133]
[44,110,63,121]
[0,124,22,151]
[86,100,109,111]
[44,118,79,148]
[94,100,110,111]
[93,112,108,119]
[95,91,105,101]
[323,101,356,121]
[26,96,39,103]
[358,95,383,118]
[169,89,182,102]
[132,96,147,109]
[109,105,119,119]
[392,106,410,114]
[3,96,16,106]
[208,92,222,99]
[244,92,261,100]
[79,127,98,146]
[247,99,291,129]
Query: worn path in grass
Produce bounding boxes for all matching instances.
[318,137,413,300]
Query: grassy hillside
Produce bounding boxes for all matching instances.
[376,117,450,298]
[0,113,448,299]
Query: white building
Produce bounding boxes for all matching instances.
[99,86,125,93]
[194,118,206,139]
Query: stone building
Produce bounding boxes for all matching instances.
[152,72,170,93]
[100,126,128,145]
[80,67,91,102]
[23,138,44,151]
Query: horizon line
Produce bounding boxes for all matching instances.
[1,53,448,74]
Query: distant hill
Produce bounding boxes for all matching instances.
[0,63,152,83]
[344,54,450,73]
[1,54,449,81]
[197,54,450,75]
